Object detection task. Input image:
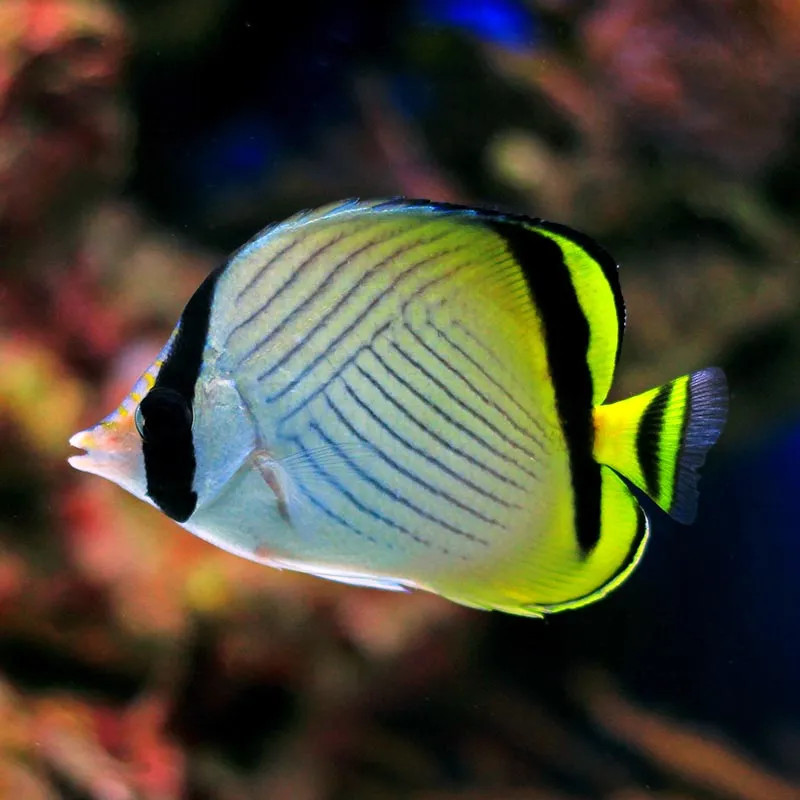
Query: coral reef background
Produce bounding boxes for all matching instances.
[0,1,798,797]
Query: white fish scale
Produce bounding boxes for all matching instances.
[372,329,540,483]
[277,395,456,566]
[328,377,496,538]
[425,300,546,438]
[291,396,475,558]
[400,315,545,460]
[347,347,533,502]
[213,218,504,421]
[219,225,376,375]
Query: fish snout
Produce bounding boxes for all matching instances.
[68,411,143,487]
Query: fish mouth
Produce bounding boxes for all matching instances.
[66,405,152,510]
[67,425,130,477]
[68,428,106,474]
[68,429,92,469]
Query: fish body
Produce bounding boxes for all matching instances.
[69,200,728,616]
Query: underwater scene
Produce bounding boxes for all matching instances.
[0,0,799,797]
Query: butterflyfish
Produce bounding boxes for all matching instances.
[68,199,728,616]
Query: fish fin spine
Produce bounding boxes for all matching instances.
[593,367,728,524]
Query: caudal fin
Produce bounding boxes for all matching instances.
[593,368,728,524]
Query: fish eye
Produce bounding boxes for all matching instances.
[137,388,192,441]
[134,403,146,439]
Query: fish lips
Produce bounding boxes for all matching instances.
[68,417,147,501]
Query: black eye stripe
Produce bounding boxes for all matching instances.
[141,265,224,522]
[139,388,193,439]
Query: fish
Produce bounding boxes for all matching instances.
[68,199,728,616]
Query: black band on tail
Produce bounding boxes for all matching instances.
[636,382,672,502]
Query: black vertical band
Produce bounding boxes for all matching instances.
[636,382,672,503]
[534,220,625,371]
[143,265,224,522]
[489,222,602,555]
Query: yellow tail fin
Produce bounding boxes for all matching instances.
[593,367,728,524]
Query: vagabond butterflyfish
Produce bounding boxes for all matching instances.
[69,199,728,616]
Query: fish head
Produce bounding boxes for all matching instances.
[68,396,150,505]
[68,326,259,525]
[68,354,163,508]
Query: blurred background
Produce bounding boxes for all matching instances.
[0,0,799,797]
